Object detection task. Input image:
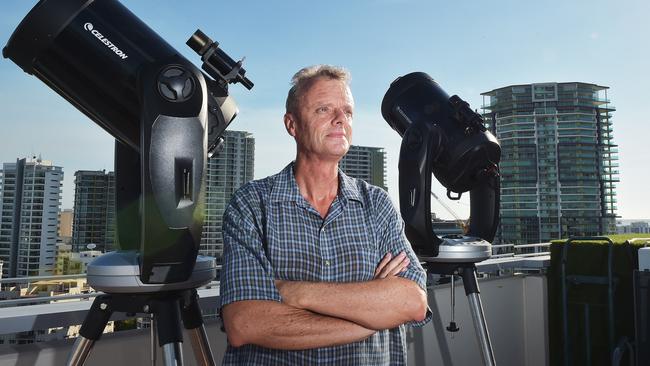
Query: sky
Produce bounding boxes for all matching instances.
[0,0,648,220]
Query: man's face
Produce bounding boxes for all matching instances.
[284,77,354,161]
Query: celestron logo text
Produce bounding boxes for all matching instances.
[84,22,128,60]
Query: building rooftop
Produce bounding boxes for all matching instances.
[480,82,610,95]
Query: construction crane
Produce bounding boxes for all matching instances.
[431,191,468,233]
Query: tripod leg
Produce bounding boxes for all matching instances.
[151,315,158,366]
[181,290,216,366]
[187,326,215,366]
[162,343,184,366]
[67,337,94,366]
[153,297,184,366]
[67,295,115,366]
[461,266,497,366]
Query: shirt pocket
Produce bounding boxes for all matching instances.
[330,211,381,282]
[266,204,322,282]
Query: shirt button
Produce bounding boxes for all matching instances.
[320,227,325,232]
[324,260,330,266]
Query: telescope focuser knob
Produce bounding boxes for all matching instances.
[157,66,195,102]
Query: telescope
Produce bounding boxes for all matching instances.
[4,0,253,364]
[382,72,500,261]
[382,72,501,366]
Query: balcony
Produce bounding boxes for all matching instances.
[2,248,551,365]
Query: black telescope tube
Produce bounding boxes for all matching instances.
[381,72,454,137]
[3,0,180,151]
[381,72,501,193]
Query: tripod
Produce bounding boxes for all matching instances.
[424,237,497,366]
[67,252,217,366]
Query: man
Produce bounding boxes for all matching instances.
[219,65,431,365]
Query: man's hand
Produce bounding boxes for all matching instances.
[275,279,304,308]
[374,251,410,279]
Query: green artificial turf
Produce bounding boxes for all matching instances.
[547,235,646,366]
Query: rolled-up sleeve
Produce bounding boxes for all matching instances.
[219,191,280,308]
[375,190,432,328]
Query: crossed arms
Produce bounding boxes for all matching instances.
[222,252,428,350]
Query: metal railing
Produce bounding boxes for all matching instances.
[0,265,222,308]
[0,274,89,284]
[0,280,221,307]
[491,242,550,258]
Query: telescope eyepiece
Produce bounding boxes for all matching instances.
[187,29,254,90]
[187,29,213,55]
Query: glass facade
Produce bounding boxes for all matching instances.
[200,130,255,264]
[482,82,618,244]
[339,145,387,191]
[72,171,115,253]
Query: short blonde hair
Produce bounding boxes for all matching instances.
[285,65,351,114]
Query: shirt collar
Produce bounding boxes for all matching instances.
[269,162,302,203]
[337,167,364,206]
[269,162,364,206]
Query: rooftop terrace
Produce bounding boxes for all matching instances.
[0,244,556,365]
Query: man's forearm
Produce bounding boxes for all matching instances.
[278,277,428,330]
[222,300,375,350]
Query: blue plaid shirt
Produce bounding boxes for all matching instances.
[219,162,431,365]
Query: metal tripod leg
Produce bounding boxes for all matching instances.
[67,337,95,366]
[151,315,158,366]
[67,295,114,366]
[187,325,215,366]
[162,343,183,366]
[152,297,185,366]
[182,289,216,366]
[462,266,496,366]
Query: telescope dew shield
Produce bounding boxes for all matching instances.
[3,0,180,151]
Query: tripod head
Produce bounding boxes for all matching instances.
[3,0,253,285]
[381,72,501,261]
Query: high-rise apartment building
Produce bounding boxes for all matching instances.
[201,131,254,262]
[72,170,115,253]
[0,158,63,277]
[339,145,387,190]
[481,82,618,244]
